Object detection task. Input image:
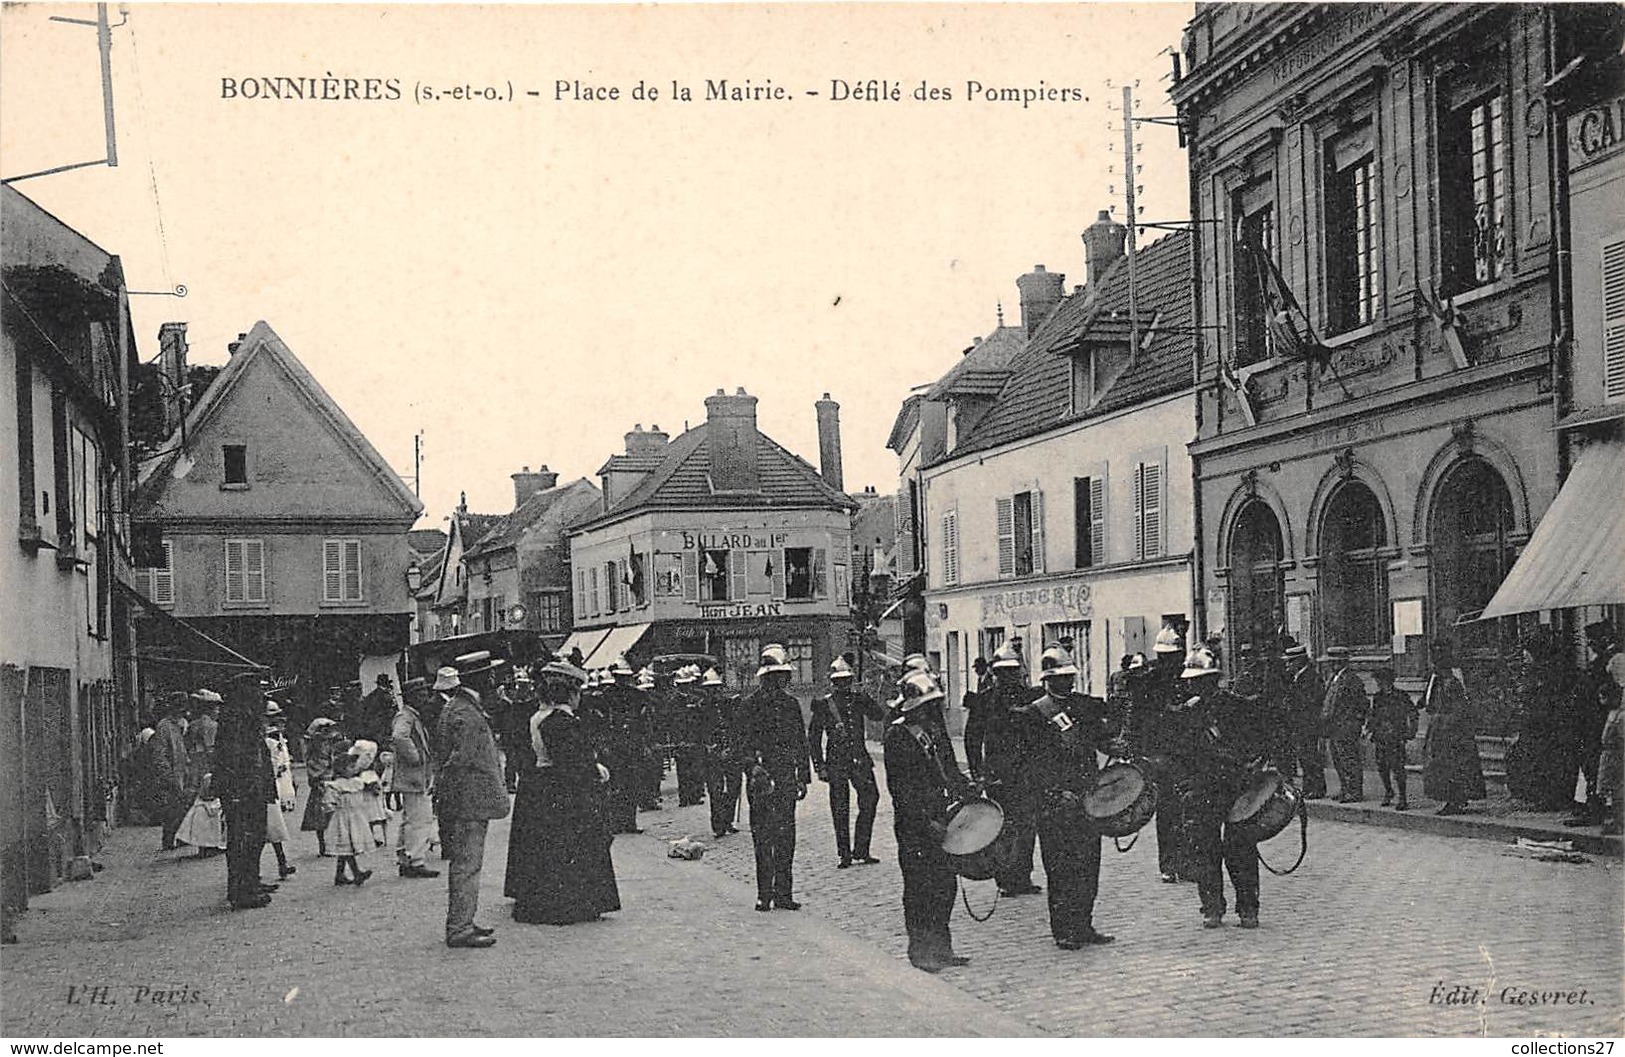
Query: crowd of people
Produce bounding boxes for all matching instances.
[123,616,1622,967]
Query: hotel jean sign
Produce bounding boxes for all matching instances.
[979,580,1093,625]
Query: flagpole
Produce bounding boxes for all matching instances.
[1123,84,1140,362]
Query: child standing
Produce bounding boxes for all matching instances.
[323,743,377,886]
[1367,667,1419,810]
[174,772,226,857]
[265,702,298,879]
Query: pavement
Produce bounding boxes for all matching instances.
[3,748,1620,1039]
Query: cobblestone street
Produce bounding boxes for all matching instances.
[3,755,1620,1038]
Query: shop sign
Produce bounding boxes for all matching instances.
[979,581,1092,624]
[1571,97,1625,168]
[698,601,784,619]
[678,529,789,550]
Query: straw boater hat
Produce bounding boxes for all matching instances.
[432,666,461,692]
[453,650,506,677]
[538,660,589,686]
[190,688,223,705]
[1321,645,1351,664]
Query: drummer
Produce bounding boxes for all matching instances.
[882,671,975,973]
[1022,646,1118,949]
[981,645,1043,898]
[1167,648,1270,930]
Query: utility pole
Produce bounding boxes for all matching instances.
[1122,84,1140,361]
[413,430,424,497]
[96,3,118,167]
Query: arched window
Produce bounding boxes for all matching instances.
[1320,481,1387,650]
[1229,500,1284,652]
[1430,457,1517,654]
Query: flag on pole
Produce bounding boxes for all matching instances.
[1237,233,1331,371]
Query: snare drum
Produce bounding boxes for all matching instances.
[1227,770,1302,844]
[941,797,1016,881]
[1083,759,1159,837]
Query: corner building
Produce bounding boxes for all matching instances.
[1174,3,1563,728]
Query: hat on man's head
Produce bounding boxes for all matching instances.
[1322,645,1351,663]
[1152,626,1184,654]
[433,666,461,692]
[538,660,588,686]
[757,643,795,677]
[1180,648,1221,680]
[306,716,338,736]
[1039,645,1078,678]
[828,657,856,681]
[1283,643,1308,660]
[701,667,724,687]
[454,650,506,678]
[1128,652,1147,670]
[264,701,284,718]
[190,688,223,704]
[896,671,945,712]
[673,666,698,685]
[991,645,1022,669]
[611,657,636,677]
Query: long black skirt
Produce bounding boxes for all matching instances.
[504,768,621,924]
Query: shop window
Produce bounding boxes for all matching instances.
[1229,500,1283,652]
[1233,196,1276,367]
[1319,482,1386,650]
[1439,60,1509,296]
[1325,122,1379,333]
[1430,457,1517,655]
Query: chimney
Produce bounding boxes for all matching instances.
[815,393,844,492]
[157,322,188,434]
[705,387,760,492]
[1016,266,1066,336]
[511,464,559,508]
[624,423,670,458]
[226,331,248,356]
[1082,209,1128,285]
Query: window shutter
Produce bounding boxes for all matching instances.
[1141,462,1162,558]
[246,541,266,602]
[770,551,786,600]
[682,551,698,602]
[324,540,342,602]
[152,541,174,605]
[1089,476,1106,566]
[730,550,747,600]
[344,540,362,600]
[942,511,959,586]
[1605,237,1625,401]
[996,496,1015,578]
[812,548,827,598]
[1133,464,1147,560]
[834,564,850,606]
[574,570,585,619]
[226,541,244,602]
[1030,490,1046,574]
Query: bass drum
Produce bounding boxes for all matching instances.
[941,797,1017,881]
[1082,760,1159,837]
[1227,770,1302,844]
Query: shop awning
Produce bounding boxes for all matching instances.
[1479,439,1625,619]
[583,623,651,669]
[116,579,266,669]
[558,627,612,663]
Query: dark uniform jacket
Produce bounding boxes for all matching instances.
[1288,664,1326,735]
[1019,691,1115,797]
[979,682,1034,785]
[741,687,811,789]
[809,690,884,772]
[883,711,971,835]
[1367,688,1419,744]
[214,689,274,807]
[1321,668,1369,738]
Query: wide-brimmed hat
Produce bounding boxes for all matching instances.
[190,688,223,704]
[538,660,588,686]
[756,643,795,677]
[1039,646,1078,679]
[673,666,698,685]
[1180,648,1220,680]
[1321,645,1351,663]
[610,657,635,677]
[1283,643,1308,660]
[263,701,284,718]
[346,739,378,770]
[454,650,507,678]
[432,666,461,691]
[829,657,855,681]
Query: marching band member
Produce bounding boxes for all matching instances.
[742,644,811,912]
[672,666,706,807]
[982,645,1042,897]
[883,671,974,973]
[696,667,742,838]
[1022,647,1117,949]
[809,657,886,869]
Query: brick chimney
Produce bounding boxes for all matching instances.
[157,322,188,435]
[226,331,248,356]
[1082,209,1128,285]
[705,387,760,492]
[624,424,670,458]
[511,464,559,508]
[1016,266,1066,336]
[815,393,844,491]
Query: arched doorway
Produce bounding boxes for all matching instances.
[1229,499,1284,653]
[1319,481,1387,651]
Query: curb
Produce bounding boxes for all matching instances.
[1304,799,1623,857]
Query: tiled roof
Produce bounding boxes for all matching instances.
[464,478,597,558]
[596,453,666,476]
[408,529,447,556]
[461,513,505,550]
[574,421,854,530]
[925,324,1025,401]
[939,231,1194,462]
[886,394,923,453]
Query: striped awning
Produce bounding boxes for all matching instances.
[1479,439,1625,619]
[557,627,611,663]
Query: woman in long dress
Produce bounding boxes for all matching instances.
[505,661,621,925]
[301,718,344,855]
[1423,639,1487,815]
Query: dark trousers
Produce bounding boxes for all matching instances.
[159,788,190,849]
[675,747,705,805]
[705,756,741,836]
[223,798,267,906]
[896,821,956,961]
[1374,739,1407,798]
[605,754,639,833]
[1295,728,1327,796]
[1330,732,1363,799]
[1186,793,1259,919]
[442,818,489,940]
[640,749,663,806]
[1036,813,1101,943]
[827,764,879,860]
[748,786,798,902]
[993,789,1037,892]
[1154,773,1185,878]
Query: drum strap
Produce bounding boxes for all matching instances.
[959,877,1000,922]
[1113,830,1141,854]
[1255,797,1309,876]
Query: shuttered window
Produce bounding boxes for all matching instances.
[996,497,1015,578]
[1075,476,1107,568]
[1134,462,1163,560]
[941,510,960,586]
[574,569,586,619]
[1604,236,1625,402]
[323,538,362,602]
[1028,491,1046,575]
[225,539,265,603]
[145,539,174,606]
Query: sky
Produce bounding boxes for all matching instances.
[1,2,1195,529]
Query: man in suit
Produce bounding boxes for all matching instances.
[1320,646,1369,802]
[391,682,440,878]
[434,664,509,949]
[742,644,811,912]
[1285,643,1328,798]
[215,675,275,910]
[809,657,886,868]
[151,694,192,851]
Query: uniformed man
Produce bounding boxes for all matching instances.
[981,644,1042,897]
[1285,643,1328,799]
[599,660,644,834]
[672,666,707,807]
[696,667,741,838]
[1167,648,1270,929]
[1320,645,1369,803]
[962,663,994,782]
[635,667,664,811]
[742,644,811,911]
[1022,647,1117,949]
[1129,626,1188,883]
[883,670,974,973]
[809,657,886,868]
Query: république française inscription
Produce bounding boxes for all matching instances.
[220,76,1090,110]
